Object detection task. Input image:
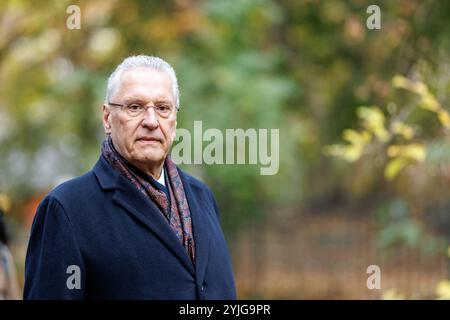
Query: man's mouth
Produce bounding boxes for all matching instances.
[136,137,161,144]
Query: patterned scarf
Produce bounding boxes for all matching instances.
[101,135,195,264]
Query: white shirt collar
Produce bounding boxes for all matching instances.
[157,167,165,187]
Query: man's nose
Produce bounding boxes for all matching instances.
[141,106,159,129]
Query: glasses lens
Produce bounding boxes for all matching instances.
[156,105,172,117]
[126,104,144,117]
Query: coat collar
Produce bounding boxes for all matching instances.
[93,155,210,285]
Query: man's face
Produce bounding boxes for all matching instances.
[102,68,177,170]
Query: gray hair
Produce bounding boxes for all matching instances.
[105,55,180,109]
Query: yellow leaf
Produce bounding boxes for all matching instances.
[392,76,435,104]
[342,129,371,146]
[447,245,450,258]
[342,129,360,144]
[387,144,426,162]
[437,109,450,129]
[436,280,450,299]
[373,127,390,143]
[392,75,409,89]
[357,106,385,124]
[342,146,364,162]
[392,121,414,140]
[357,106,390,142]
[385,157,409,180]
[392,75,426,95]
[411,81,429,96]
[421,94,441,112]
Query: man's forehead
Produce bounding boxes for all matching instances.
[115,67,174,101]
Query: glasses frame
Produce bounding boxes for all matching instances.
[107,101,178,118]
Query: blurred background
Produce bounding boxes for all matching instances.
[1,0,450,299]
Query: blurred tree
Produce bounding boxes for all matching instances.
[0,0,449,236]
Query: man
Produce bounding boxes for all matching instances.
[24,55,237,299]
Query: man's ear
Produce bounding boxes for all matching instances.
[102,104,112,134]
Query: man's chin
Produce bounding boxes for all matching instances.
[137,151,166,164]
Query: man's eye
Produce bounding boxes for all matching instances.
[156,105,170,112]
[128,104,142,111]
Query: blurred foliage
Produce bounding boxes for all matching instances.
[374,197,445,255]
[382,288,406,300]
[0,0,450,238]
[320,3,450,297]
[0,193,12,213]
[324,75,448,180]
[436,280,450,299]
[324,67,450,252]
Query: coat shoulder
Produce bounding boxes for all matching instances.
[46,170,99,207]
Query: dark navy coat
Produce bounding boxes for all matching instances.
[24,155,236,300]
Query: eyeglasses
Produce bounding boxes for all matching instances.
[108,101,177,118]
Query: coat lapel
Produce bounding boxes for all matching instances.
[179,169,211,290]
[93,156,195,276]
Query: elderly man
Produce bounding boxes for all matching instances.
[24,55,236,299]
